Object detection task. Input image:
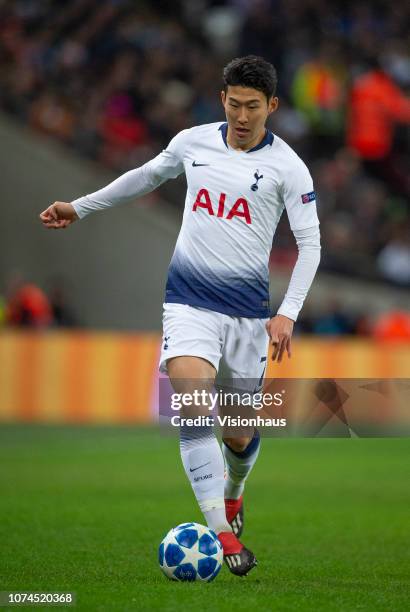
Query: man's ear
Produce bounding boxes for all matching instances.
[221,90,226,106]
[268,96,279,115]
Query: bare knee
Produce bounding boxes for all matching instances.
[223,436,252,453]
[167,356,216,417]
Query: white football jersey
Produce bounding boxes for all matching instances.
[156,122,319,318]
[72,121,319,319]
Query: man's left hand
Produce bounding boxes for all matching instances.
[265,315,294,363]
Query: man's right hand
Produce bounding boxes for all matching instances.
[39,201,79,229]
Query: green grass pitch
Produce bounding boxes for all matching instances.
[0,426,409,611]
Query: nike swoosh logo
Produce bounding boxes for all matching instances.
[189,461,211,472]
[192,161,210,167]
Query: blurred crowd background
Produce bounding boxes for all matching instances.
[0,0,409,337]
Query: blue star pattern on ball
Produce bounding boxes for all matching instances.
[159,522,223,582]
[175,528,198,548]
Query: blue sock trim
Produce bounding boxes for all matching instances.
[223,428,260,458]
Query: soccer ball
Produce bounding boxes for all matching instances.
[159,522,223,582]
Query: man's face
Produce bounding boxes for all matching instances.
[221,85,278,149]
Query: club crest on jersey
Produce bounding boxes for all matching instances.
[250,170,263,192]
[192,188,251,224]
[301,190,316,203]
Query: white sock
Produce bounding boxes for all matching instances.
[180,426,231,534]
[222,429,261,500]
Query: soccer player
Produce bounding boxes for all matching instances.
[40,56,320,576]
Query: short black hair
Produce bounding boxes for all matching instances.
[223,55,278,102]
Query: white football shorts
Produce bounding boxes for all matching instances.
[159,303,269,389]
